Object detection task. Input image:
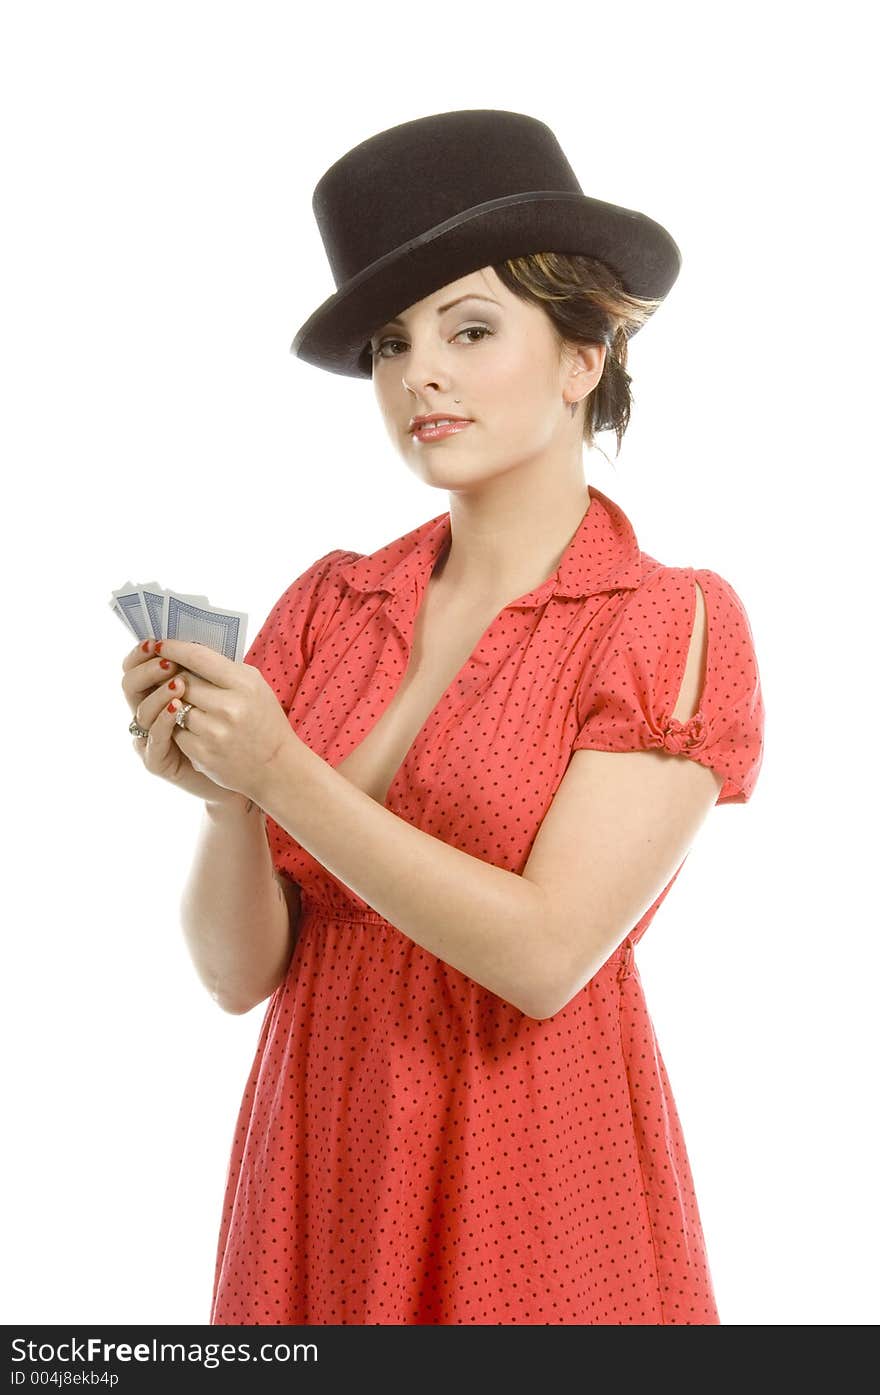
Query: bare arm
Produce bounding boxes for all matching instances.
[247,581,722,1021]
[179,793,302,1014]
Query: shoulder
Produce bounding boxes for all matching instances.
[609,559,699,655]
[248,547,360,651]
[619,557,756,642]
[304,546,364,578]
[691,565,759,632]
[588,559,762,712]
[275,547,362,605]
[244,547,365,688]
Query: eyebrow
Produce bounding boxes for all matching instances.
[380,294,501,331]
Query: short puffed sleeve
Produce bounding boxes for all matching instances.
[571,566,765,804]
[242,548,352,713]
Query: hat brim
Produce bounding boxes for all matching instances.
[289,190,681,378]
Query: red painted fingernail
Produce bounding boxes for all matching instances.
[168,680,177,690]
[141,640,151,653]
[154,641,164,654]
[167,701,177,713]
[159,658,171,669]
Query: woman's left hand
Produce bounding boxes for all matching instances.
[149,640,299,803]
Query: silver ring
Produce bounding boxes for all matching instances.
[175,702,194,730]
[129,718,149,740]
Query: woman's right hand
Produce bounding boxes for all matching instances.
[121,639,246,808]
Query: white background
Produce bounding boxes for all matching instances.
[2,0,877,1326]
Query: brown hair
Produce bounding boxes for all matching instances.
[492,251,665,461]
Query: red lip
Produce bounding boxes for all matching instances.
[411,419,473,441]
[409,414,472,431]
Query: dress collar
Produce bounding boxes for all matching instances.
[337,484,644,604]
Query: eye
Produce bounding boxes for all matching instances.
[369,325,494,359]
[457,325,493,346]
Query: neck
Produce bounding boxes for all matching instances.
[434,466,592,602]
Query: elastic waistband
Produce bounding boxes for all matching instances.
[300,901,391,927]
[300,900,637,981]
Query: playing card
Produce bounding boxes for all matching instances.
[165,593,248,662]
[109,580,248,661]
[110,581,155,641]
[139,582,210,640]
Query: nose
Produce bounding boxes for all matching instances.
[400,342,449,398]
[402,369,443,397]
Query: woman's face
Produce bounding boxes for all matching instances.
[368,264,604,490]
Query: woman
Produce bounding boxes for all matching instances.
[121,110,764,1324]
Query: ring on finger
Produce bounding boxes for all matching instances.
[174,702,194,730]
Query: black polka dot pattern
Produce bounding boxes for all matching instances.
[209,485,765,1324]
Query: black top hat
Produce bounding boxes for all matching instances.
[289,109,682,379]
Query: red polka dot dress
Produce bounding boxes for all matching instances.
[209,484,765,1325]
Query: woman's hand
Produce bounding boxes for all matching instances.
[121,639,245,807]
[132,638,300,804]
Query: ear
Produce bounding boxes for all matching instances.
[561,340,606,407]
